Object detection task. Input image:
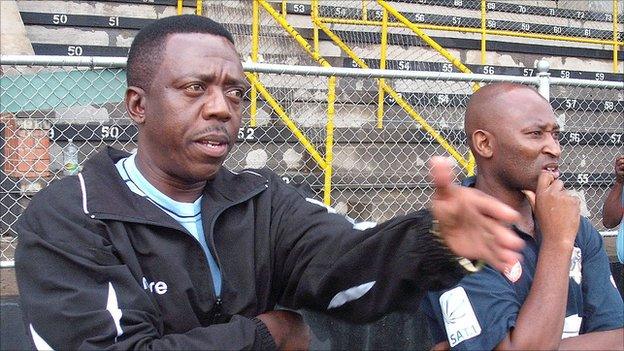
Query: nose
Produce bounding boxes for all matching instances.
[201,87,231,121]
[543,132,561,158]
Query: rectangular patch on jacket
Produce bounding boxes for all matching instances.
[440,287,482,348]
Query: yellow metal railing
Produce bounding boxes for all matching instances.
[250,0,260,127]
[251,0,337,205]
[319,0,623,73]
[376,1,473,75]
[311,0,474,173]
[176,0,203,15]
[377,6,388,129]
[246,0,475,179]
[614,0,620,72]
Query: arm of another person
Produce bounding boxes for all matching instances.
[558,329,623,350]
[271,157,522,323]
[558,218,624,350]
[15,181,284,350]
[432,329,623,351]
[428,328,624,351]
[494,173,581,350]
[602,155,624,228]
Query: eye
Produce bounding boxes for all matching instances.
[226,88,244,101]
[529,130,543,136]
[184,83,204,93]
[551,131,560,140]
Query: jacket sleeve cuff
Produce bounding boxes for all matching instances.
[429,217,485,273]
[410,210,482,289]
[252,317,278,350]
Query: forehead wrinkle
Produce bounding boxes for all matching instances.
[161,33,241,72]
[161,56,244,87]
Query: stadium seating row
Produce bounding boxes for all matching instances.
[100,0,623,23]
[289,3,620,40]
[393,0,622,23]
[20,10,623,62]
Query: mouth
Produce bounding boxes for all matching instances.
[542,163,560,179]
[193,135,230,159]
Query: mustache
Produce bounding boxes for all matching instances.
[193,126,232,143]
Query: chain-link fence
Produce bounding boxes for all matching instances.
[1,56,623,268]
[16,0,614,71]
[261,0,622,73]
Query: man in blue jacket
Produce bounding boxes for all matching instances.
[15,16,525,350]
[422,82,624,350]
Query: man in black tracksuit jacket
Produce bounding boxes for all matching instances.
[15,16,524,350]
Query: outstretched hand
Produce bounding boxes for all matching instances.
[429,157,524,273]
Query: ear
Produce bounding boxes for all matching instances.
[472,129,494,158]
[125,86,146,125]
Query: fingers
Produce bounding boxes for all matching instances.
[535,171,555,193]
[482,216,525,263]
[460,214,524,272]
[429,156,455,199]
[524,172,557,210]
[489,249,523,273]
[549,179,565,192]
[616,156,624,175]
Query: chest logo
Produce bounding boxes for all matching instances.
[503,260,522,283]
[439,287,482,347]
[142,276,168,295]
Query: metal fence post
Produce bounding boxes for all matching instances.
[537,59,551,100]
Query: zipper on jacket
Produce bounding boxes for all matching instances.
[93,177,269,321]
[95,214,223,307]
[211,297,224,323]
[205,184,268,303]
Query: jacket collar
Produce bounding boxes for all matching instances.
[80,147,268,222]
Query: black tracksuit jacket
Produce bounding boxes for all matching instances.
[15,147,467,349]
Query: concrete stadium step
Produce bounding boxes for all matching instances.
[16,2,622,72]
[391,0,621,22]
[16,0,193,18]
[280,0,618,37]
[276,1,621,68]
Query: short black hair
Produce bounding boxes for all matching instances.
[127,15,236,89]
